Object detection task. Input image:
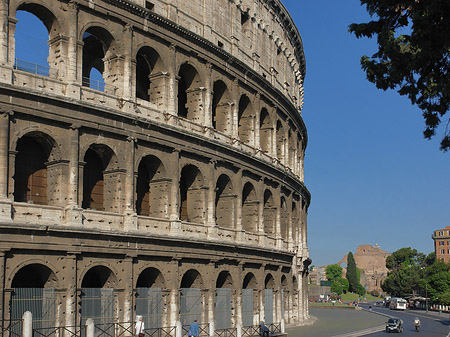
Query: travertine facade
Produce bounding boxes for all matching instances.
[0,0,310,333]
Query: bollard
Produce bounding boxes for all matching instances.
[236,323,242,337]
[86,318,95,337]
[209,320,215,337]
[22,311,32,337]
[280,319,285,334]
[176,321,182,337]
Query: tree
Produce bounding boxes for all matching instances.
[331,277,349,295]
[349,0,450,151]
[326,264,343,281]
[346,252,359,293]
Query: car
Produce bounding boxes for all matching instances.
[386,317,403,333]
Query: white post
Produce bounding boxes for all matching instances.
[86,318,95,337]
[22,311,32,337]
[236,323,242,337]
[176,321,182,337]
[280,319,285,333]
[209,320,215,337]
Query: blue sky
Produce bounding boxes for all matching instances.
[14,2,450,267]
[282,0,450,266]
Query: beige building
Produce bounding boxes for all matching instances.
[0,0,311,334]
[338,244,390,293]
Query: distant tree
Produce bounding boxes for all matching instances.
[349,0,450,151]
[346,252,358,293]
[355,283,366,296]
[326,264,343,281]
[331,277,350,296]
[421,258,450,304]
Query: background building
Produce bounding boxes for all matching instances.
[0,0,310,333]
[432,226,450,263]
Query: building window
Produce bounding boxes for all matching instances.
[441,249,445,254]
[448,249,450,254]
[440,241,445,246]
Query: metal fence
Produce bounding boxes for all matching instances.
[10,288,56,333]
[1,320,22,337]
[179,289,201,326]
[264,290,273,324]
[214,289,231,330]
[13,58,54,77]
[181,323,209,337]
[34,325,87,337]
[241,290,253,327]
[144,326,176,337]
[136,288,163,329]
[80,288,114,336]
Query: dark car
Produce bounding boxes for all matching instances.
[386,317,403,333]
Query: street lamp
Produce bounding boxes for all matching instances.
[426,283,428,314]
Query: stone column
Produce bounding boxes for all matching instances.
[204,63,212,128]
[64,253,78,334]
[122,24,133,101]
[207,287,215,331]
[234,169,243,241]
[169,149,180,221]
[231,79,239,139]
[7,17,17,68]
[206,160,216,237]
[67,125,79,206]
[121,256,134,324]
[167,44,177,114]
[0,1,8,64]
[235,263,243,327]
[124,137,137,230]
[253,93,260,150]
[0,251,5,324]
[0,109,10,199]
[275,289,281,324]
[168,259,180,327]
[66,2,79,83]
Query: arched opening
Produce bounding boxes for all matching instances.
[215,271,233,329]
[264,274,275,324]
[242,182,258,233]
[136,47,163,102]
[215,174,234,229]
[82,27,113,91]
[280,197,288,241]
[238,95,254,145]
[81,266,116,329]
[136,156,168,218]
[242,273,257,327]
[276,120,285,163]
[212,81,231,133]
[177,64,202,122]
[260,108,272,154]
[179,165,205,223]
[10,264,58,331]
[136,268,165,329]
[14,135,52,205]
[82,145,118,212]
[14,8,51,75]
[180,270,203,325]
[263,190,275,237]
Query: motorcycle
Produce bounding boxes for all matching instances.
[414,320,420,332]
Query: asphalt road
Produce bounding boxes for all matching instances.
[360,303,450,336]
[286,304,450,337]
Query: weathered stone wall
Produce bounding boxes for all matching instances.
[0,0,310,329]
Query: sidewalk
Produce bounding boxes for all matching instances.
[287,307,386,337]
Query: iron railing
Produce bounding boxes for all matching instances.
[241,325,259,337]
[94,322,133,337]
[13,58,55,77]
[33,325,87,337]
[1,320,22,337]
[181,323,209,337]
[144,326,176,337]
[267,323,281,334]
[215,328,236,337]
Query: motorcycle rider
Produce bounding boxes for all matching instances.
[414,317,421,331]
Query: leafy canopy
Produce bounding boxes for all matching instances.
[349,0,450,151]
[326,264,343,281]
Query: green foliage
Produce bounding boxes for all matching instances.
[331,277,349,295]
[349,0,450,151]
[355,283,366,296]
[346,252,359,293]
[326,264,343,281]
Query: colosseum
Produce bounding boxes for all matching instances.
[0,0,310,335]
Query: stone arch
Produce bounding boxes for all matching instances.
[179,164,205,223]
[81,144,120,212]
[259,107,272,154]
[81,25,115,91]
[263,189,276,237]
[11,263,58,288]
[177,63,203,122]
[13,132,58,205]
[180,269,203,289]
[135,46,165,102]
[265,273,275,289]
[216,271,233,288]
[241,182,258,233]
[238,95,255,145]
[215,174,235,229]
[276,120,285,163]
[13,2,61,74]
[243,272,257,289]
[136,267,166,288]
[280,196,288,241]
[281,275,288,289]
[136,155,169,218]
[81,265,118,288]
[212,80,232,134]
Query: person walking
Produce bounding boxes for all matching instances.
[260,321,269,337]
[188,319,199,337]
[135,316,145,337]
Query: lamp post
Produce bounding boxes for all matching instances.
[426,283,428,314]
